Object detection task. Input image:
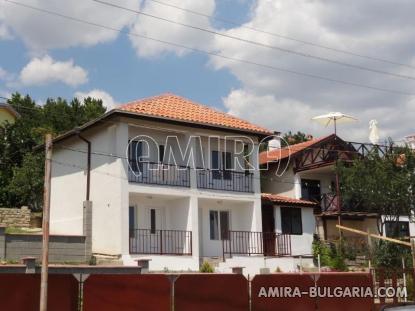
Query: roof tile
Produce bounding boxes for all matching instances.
[118,93,272,135]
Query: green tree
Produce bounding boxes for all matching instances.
[281,131,313,147]
[7,153,44,210]
[337,141,415,233]
[0,92,107,210]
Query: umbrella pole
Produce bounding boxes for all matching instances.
[334,118,337,136]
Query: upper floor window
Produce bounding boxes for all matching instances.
[301,179,321,202]
[211,151,233,180]
[159,144,165,163]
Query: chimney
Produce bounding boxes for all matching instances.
[268,131,281,151]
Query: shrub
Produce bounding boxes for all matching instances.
[312,235,331,266]
[373,240,412,269]
[200,261,214,273]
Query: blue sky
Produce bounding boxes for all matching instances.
[1,0,415,141]
[0,0,254,108]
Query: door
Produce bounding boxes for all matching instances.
[147,207,164,253]
[261,205,275,256]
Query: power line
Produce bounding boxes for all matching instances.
[144,0,415,70]
[4,0,415,96]
[93,0,415,81]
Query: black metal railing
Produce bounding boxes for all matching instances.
[129,229,192,255]
[196,169,254,193]
[128,161,190,187]
[222,231,291,260]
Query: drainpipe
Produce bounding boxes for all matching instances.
[76,130,91,201]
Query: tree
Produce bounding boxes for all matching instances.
[336,141,415,234]
[281,131,313,147]
[0,92,107,210]
[8,153,44,210]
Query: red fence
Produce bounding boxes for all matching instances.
[0,274,78,311]
[175,274,249,311]
[0,272,412,310]
[83,274,171,311]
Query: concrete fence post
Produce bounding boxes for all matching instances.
[83,201,93,261]
[0,226,5,260]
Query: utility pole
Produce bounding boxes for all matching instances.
[40,134,52,311]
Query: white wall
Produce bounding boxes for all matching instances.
[274,205,315,256]
[50,120,128,256]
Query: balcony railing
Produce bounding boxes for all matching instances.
[196,169,254,193]
[321,193,340,213]
[128,161,190,187]
[129,229,192,255]
[222,231,291,260]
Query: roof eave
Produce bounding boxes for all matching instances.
[34,109,272,150]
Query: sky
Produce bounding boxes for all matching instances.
[1,0,415,143]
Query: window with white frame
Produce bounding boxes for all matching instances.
[209,210,230,240]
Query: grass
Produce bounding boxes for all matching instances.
[5,227,42,234]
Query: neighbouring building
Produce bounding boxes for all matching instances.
[0,102,20,125]
[49,93,307,274]
[260,134,415,249]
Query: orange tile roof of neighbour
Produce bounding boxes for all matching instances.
[118,93,272,135]
[259,135,333,165]
[262,193,317,207]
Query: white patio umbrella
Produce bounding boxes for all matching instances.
[369,119,380,145]
[311,112,358,135]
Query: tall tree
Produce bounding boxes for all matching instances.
[337,142,415,234]
[0,92,107,210]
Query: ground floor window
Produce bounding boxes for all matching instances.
[385,221,410,238]
[209,210,230,240]
[281,207,302,235]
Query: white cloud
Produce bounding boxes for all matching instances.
[19,55,88,87]
[74,89,118,110]
[129,0,216,57]
[0,67,7,80]
[212,0,415,142]
[1,0,140,51]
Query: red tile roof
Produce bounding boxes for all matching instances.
[262,193,317,207]
[118,93,272,135]
[259,135,332,165]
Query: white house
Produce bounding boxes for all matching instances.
[49,93,306,274]
[260,134,415,251]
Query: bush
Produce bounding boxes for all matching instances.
[200,261,214,273]
[373,240,412,269]
[312,235,348,271]
[312,235,331,266]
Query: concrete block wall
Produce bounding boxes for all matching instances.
[0,207,31,227]
[0,201,93,263]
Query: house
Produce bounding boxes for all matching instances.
[260,134,415,250]
[49,93,305,274]
[0,102,20,125]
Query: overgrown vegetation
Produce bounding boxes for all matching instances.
[0,93,106,210]
[312,235,348,271]
[199,261,214,273]
[337,141,415,233]
[373,240,412,269]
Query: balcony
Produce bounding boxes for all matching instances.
[128,161,190,187]
[129,229,192,255]
[222,231,291,259]
[196,169,254,193]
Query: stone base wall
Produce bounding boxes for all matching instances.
[0,201,92,263]
[0,207,31,228]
